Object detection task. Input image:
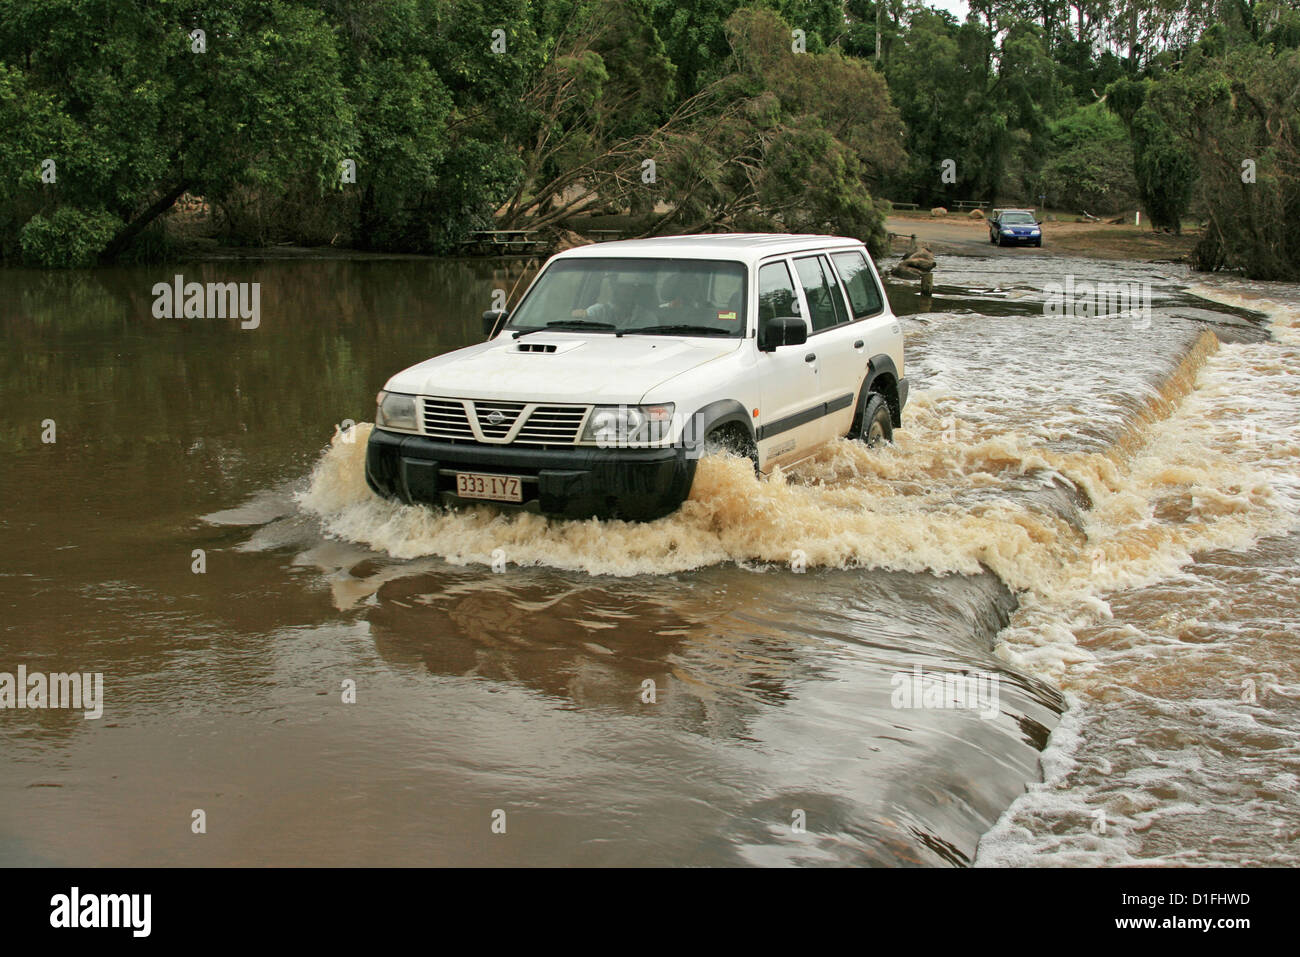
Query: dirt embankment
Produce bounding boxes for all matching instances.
[887,211,1198,263]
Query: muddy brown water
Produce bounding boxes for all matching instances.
[1,254,1296,866]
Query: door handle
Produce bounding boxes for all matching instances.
[804,353,816,362]
[853,340,864,349]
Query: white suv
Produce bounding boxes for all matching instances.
[366,234,907,520]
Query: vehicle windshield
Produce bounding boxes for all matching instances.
[1000,212,1036,224]
[506,257,748,337]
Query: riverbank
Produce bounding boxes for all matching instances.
[157,206,1201,268]
[884,211,1199,264]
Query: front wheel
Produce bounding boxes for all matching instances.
[853,393,894,448]
[703,426,760,474]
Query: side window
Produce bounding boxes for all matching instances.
[793,255,849,332]
[831,251,885,319]
[757,261,799,324]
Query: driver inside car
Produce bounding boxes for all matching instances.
[658,274,707,313]
[573,280,659,326]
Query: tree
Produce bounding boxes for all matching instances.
[1040,102,1138,213]
[884,5,1062,206]
[1147,40,1300,278]
[0,0,351,264]
[1105,77,1196,231]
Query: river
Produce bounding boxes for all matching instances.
[1,251,1296,866]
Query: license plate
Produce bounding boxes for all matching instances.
[455,472,523,503]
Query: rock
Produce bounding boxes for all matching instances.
[892,264,924,280]
[901,248,936,271]
[930,207,948,217]
[968,208,985,219]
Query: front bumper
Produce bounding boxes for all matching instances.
[998,232,1041,245]
[365,428,698,521]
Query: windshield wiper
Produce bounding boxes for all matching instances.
[623,324,734,337]
[511,319,620,339]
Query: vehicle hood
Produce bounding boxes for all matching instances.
[384,333,742,403]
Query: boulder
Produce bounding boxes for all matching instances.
[930,206,948,217]
[892,264,924,280]
[901,247,936,271]
[968,208,985,219]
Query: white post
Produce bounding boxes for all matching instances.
[1135,210,1141,227]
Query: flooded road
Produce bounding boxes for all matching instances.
[1,252,1297,866]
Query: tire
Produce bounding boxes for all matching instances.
[1034,239,1042,248]
[703,426,759,474]
[852,393,894,448]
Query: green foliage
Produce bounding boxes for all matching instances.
[1105,77,1196,231]
[0,0,1293,268]
[19,206,121,267]
[884,7,1063,206]
[1146,43,1300,279]
[1041,102,1137,214]
[636,7,903,253]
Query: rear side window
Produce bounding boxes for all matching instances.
[757,261,799,323]
[794,255,849,332]
[831,251,884,319]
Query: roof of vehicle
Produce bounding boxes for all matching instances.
[553,233,865,266]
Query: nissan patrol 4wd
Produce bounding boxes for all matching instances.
[365,234,907,521]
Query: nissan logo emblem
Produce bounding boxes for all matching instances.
[486,410,505,426]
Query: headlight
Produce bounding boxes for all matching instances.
[1001,228,1013,235]
[1030,228,1041,235]
[581,403,675,446]
[375,390,418,432]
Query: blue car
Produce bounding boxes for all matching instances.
[989,209,1043,247]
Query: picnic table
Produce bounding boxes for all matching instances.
[463,229,548,256]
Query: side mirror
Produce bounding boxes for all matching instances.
[759,316,808,352]
[482,309,508,339]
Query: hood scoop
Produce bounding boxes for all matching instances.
[509,339,586,355]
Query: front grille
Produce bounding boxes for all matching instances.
[422,398,474,440]
[473,401,527,439]
[418,397,589,445]
[515,405,588,444]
